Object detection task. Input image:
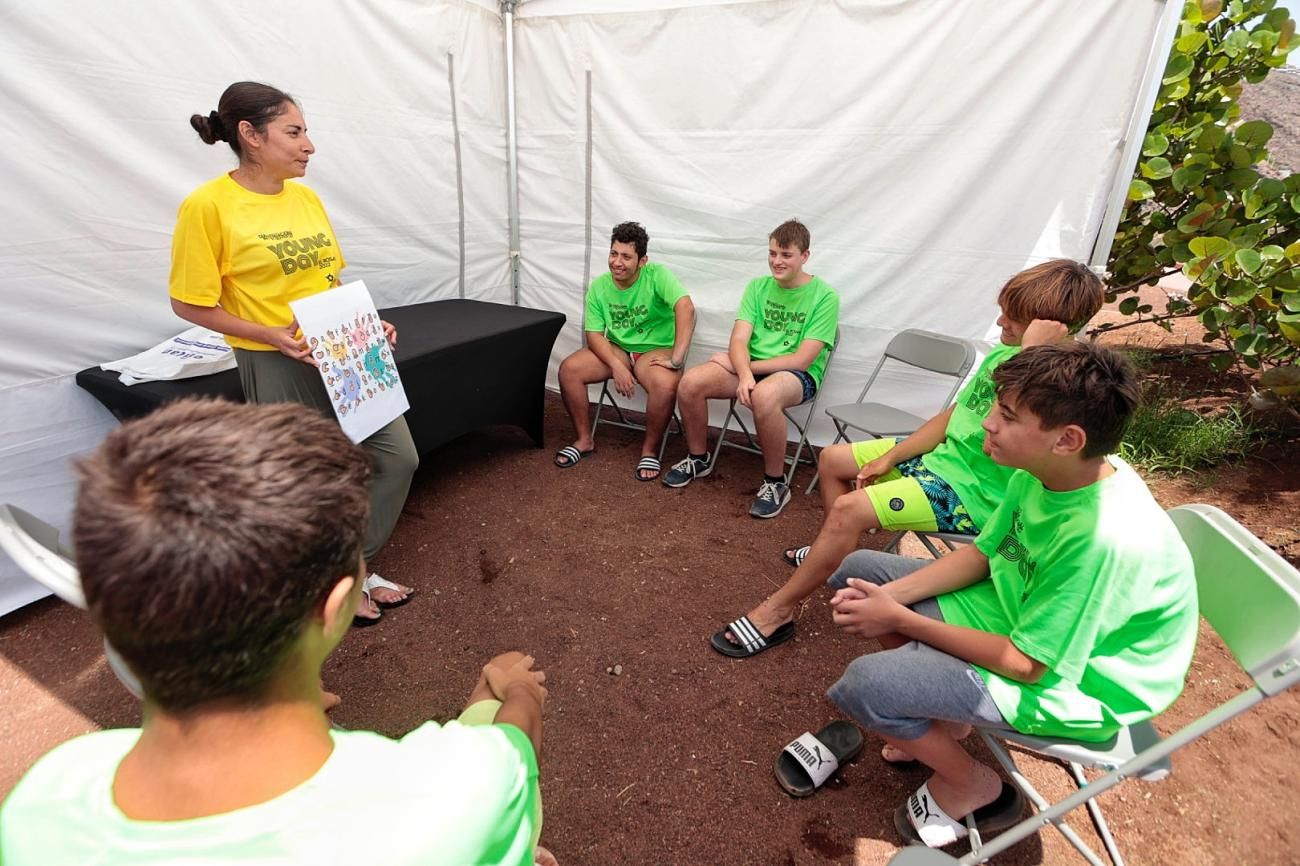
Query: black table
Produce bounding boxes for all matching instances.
[76,299,567,455]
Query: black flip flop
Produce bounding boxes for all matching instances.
[773,720,865,797]
[709,616,795,658]
[635,456,661,482]
[782,545,810,567]
[554,445,593,468]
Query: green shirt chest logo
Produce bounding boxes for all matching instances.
[995,508,1038,597]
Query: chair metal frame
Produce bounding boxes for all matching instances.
[0,504,143,698]
[588,315,695,463]
[708,328,840,488]
[807,329,975,494]
[890,503,1300,866]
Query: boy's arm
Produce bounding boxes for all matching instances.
[857,406,955,484]
[747,337,826,375]
[481,654,547,757]
[653,296,694,369]
[727,320,759,406]
[585,331,635,397]
[832,559,1048,683]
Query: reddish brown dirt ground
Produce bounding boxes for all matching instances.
[1,381,1298,865]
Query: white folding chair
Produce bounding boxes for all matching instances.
[807,329,975,494]
[589,316,695,462]
[0,504,142,698]
[888,503,1300,866]
[709,328,840,488]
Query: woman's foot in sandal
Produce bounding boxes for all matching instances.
[364,573,414,608]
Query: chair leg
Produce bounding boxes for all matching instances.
[975,732,1112,866]
[710,400,737,470]
[1070,762,1127,866]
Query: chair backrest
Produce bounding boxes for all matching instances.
[855,329,976,404]
[1169,504,1300,697]
[0,504,85,608]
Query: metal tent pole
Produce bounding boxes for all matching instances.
[502,0,522,305]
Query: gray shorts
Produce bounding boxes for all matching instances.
[825,550,1012,741]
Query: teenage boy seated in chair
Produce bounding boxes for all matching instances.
[0,399,553,866]
[555,221,694,482]
[818,343,1197,848]
[663,219,839,518]
[711,259,1103,658]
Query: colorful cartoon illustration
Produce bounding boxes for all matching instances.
[361,343,398,390]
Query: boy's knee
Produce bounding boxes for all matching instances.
[826,490,874,532]
[827,549,896,590]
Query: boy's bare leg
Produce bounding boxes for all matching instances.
[880,726,1003,820]
[816,443,861,510]
[725,489,883,644]
[749,373,806,478]
[676,360,739,455]
[557,349,615,453]
[633,349,682,469]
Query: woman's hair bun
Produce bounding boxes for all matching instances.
[188,110,227,145]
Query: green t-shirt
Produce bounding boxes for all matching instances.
[583,261,689,353]
[735,275,840,387]
[0,721,540,865]
[920,343,1020,530]
[937,459,1199,741]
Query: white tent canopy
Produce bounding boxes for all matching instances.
[0,0,1177,613]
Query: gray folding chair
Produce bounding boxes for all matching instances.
[887,503,1300,866]
[884,529,976,559]
[589,316,695,462]
[0,504,142,698]
[807,329,975,494]
[709,328,840,488]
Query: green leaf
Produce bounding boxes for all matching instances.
[1163,54,1195,83]
[1223,29,1250,57]
[1234,249,1262,273]
[1261,245,1285,261]
[1225,167,1261,188]
[1118,297,1140,315]
[1196,126,1226,151]
[1291,194,1300,214]
[1140,157,1174,179]
[1226,281,1257,304]
[1228,143,1253,167]
[1286,241,1300,262]
[1256,178,1286,201]
[1234,119,1273,148]
[1176,31,1209,53]
[1142,132,1170,156]
[1189,236,1233,259]
[1177,203,1218,232]
[1235,333,1267,356]
[1128,179,1155,201]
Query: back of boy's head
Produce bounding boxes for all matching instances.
[991,342,1139,458]
[610,221,649,259]
[998,259,1104,332]
[73,398,371,712]
[769,219,811,253]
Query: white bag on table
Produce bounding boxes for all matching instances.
[100,326,235,386]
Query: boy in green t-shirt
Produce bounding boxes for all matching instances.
[711,260,1104,659]
[807,343,1197,848]
[555,221,695,482]
[0,400,553,866]
[663,219,839,518]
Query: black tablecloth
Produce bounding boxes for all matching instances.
[76,299,566,454]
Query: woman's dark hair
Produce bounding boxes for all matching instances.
[190,81,296,159]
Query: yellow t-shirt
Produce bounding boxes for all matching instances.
[168,174,347,351]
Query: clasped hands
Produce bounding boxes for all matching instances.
[829,578,908,638]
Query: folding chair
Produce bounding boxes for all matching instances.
[884,529,975,560]
[0,504,142,698]
[709,328,840,488]
[589,318,695,463]
[807,329,975,494]
[887,503,1300,866]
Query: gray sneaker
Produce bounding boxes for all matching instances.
[662,454,712,488]
[749,480,791,518]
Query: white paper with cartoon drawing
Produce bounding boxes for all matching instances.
[289,281,409,443]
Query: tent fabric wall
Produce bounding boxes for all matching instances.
[0,0,1171,613]
[513,0,1165,432]
[0,0,509,613]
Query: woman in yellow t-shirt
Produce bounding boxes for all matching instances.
[169,82,418,627]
